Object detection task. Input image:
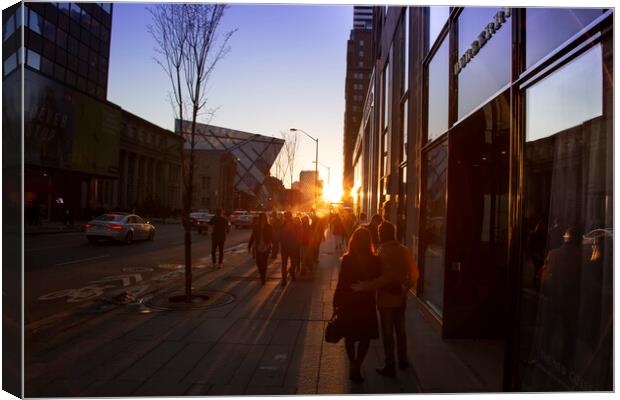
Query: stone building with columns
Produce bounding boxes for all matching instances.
[118,111,183,212]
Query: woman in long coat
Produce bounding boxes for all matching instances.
[333,227,381,383]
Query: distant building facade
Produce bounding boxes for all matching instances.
[176,121,284,208]
[118,111,183,213]
[298,170,323,205]
[190,149,236,212]
[342,6,374,203]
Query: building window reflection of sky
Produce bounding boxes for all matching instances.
[526,44,603,142]
[429,6,449,50]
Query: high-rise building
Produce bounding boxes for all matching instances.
[4,3,183,221]
[342,6,373,204]
[353,5,373,29]
[4,2,113,99]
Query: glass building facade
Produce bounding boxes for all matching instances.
[349,6,613,391]
[3,2,113,99]
[176,121,285,203]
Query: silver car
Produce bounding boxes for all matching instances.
[85,213,155,244]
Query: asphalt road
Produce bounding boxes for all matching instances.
[24,224,252,326]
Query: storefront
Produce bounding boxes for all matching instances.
[416,6,613,390]
[23,68,121,221]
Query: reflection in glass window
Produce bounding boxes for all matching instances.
[526,45,602,142]
[3,52,17,76]
[427,36,449,142]
[457,7,512,120]
[28,8,43,35]
[402,100,408,163]
[58,2,70,12]
[526,8,605,69]
[4,14,15,41]
[383,59,390,130]
[27,49,41,70]
[403,9,409,93]
[429,6,449,50]
[421,139,448,315]
[519,40,612,391]
[16,5,22,29]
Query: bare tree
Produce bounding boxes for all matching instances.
[150,4,235,302]
[278,130,299,188]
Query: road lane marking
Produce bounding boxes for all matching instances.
[55,254,110,266]
[89,273,143,287]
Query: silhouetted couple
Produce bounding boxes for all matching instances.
[332,221,419,383]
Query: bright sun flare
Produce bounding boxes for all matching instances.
[322,184,344,203]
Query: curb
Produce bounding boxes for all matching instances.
[25,229,84,236]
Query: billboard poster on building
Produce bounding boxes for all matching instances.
[24,70,120,177]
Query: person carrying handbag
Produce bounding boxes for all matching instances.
[332,227,381,383]
[351,221,419,377]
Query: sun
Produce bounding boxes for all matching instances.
[322,183,344,203]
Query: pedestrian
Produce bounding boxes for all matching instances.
[332,213,345,252]
[309,216,325,268]
[278,211,301,285]
[209,208,230,268]
[248,212,273,285]
[300,215,312,275]
[333,227,381,383]
[366,214,383,252]
[351,221,419,377]
[271,211,282,260]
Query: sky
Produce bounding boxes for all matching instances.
[107,3,353,201]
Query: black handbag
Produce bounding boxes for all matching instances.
[325,312,344,343]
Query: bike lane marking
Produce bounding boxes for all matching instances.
[54,254,110,266]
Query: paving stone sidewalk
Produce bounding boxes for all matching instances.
[25,234,503,397]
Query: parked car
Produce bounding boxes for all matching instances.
[85,213,155,244]
[230,210,253,229]
[190,211,214,234]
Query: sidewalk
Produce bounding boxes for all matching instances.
[25,233,502,396]
[25,221,85,235]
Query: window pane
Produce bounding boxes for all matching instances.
[28,9,43,35]
[421,139,448,315]
[427,36,449,142]
[429,6,449,50]
[457,7,512,120]
[16,5,22,29]
[4,52,17,76]
[526,45,602,142]
[58,2,70,12]
[526,8,605,69]
[4,14,15,41]
[402,100,408,163]
[27,49,41,70]
[43,19,55,40]
[519,41,612,391]
[403,9,409,92]
[383,60,390,130]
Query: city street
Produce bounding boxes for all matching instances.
[24,232,501,396]
[25,224,252,326]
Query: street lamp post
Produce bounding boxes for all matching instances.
[289,128,319,211]
[313,161,330,187]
